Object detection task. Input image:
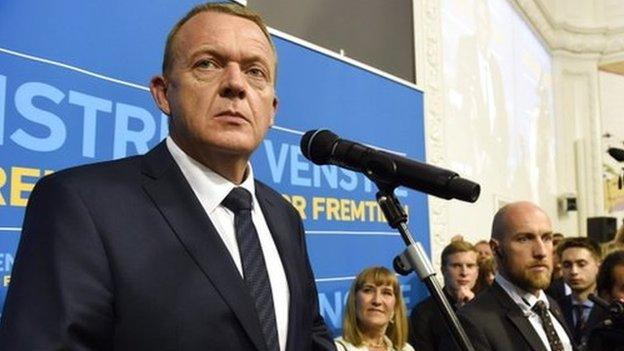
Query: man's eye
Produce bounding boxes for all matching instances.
[195,59,217,69]
[247,67,267,79]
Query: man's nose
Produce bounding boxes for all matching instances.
[533,238,548,259]
[219,64,246,99]
[459,265,467,275]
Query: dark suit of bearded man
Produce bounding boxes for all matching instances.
[453,281,573,351]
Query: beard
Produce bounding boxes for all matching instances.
[512,268,551,292]
[500,255,552,292]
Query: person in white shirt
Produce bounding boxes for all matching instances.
[0,3,334,350]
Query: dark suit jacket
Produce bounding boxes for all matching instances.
[444,282,573,351]
[557,294,609,347]
[0,142,334,351]
[409,288,459,351]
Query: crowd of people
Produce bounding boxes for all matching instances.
[336,202,624,351]
[1,2,623,351]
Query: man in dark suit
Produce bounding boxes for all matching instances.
[445,201,573,350]
[0,3,334,351]
[409,240,478,351]
[585,249,624,351]
[557,237,608,348]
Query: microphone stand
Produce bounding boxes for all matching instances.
[374,181,475,351]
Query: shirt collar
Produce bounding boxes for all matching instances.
[571,296,594,308]
[166,136,256,213]
[496,273,550,315]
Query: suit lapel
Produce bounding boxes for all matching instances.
[254,182,302,350]
[491,283,548,351]
[548,297,573,339]
[559,296,574,330]
[140,142,267,351]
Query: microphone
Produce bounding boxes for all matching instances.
[300,129,480,202]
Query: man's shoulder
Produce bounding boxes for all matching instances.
[42,154,144,188]
[460,285,506,317]
[41,141,168,189]
[32,152,157,207]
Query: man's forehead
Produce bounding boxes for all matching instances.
[506,209,551,234]
[174,11,274,59]
[448,251,477,262]
[561,247,595,260]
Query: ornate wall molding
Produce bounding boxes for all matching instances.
[416,0,447,271]
[416,0,612,255]
[511,0,624,55]
[557,65,602,206]
[552,57,605,232]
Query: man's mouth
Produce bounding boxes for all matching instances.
[216,110,248,122]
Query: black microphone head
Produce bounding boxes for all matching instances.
[300,129,339,165]
[447,177,481,203]
[608,147,624,162]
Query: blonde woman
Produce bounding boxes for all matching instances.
[335,266,415,351]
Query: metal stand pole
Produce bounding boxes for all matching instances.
[376,185,475,351]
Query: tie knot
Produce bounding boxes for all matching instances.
[222,187,252,212]
[532,300,548,315]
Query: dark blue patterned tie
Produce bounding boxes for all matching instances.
[222,187,279,351]
[572,304,587,345]
[532,300,564,351]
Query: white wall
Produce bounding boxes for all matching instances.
[415,0,624,269]
[438,0,557,245]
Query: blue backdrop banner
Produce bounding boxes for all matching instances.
[0,0,428,335]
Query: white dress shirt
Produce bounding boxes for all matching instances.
[496,274,573,351]
[166,137,290,351]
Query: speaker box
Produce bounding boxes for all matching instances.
[586,217,617,243]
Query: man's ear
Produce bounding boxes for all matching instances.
[269,95,278,126]
[490,239,503,258]
[150,75,171,116]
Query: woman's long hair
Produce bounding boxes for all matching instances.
[342,266,409,348]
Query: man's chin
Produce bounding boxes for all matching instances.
[513,272,551,292]
[527,272,551,290]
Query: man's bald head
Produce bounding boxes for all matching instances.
[491,201,550,241]
[489,201,554,295]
